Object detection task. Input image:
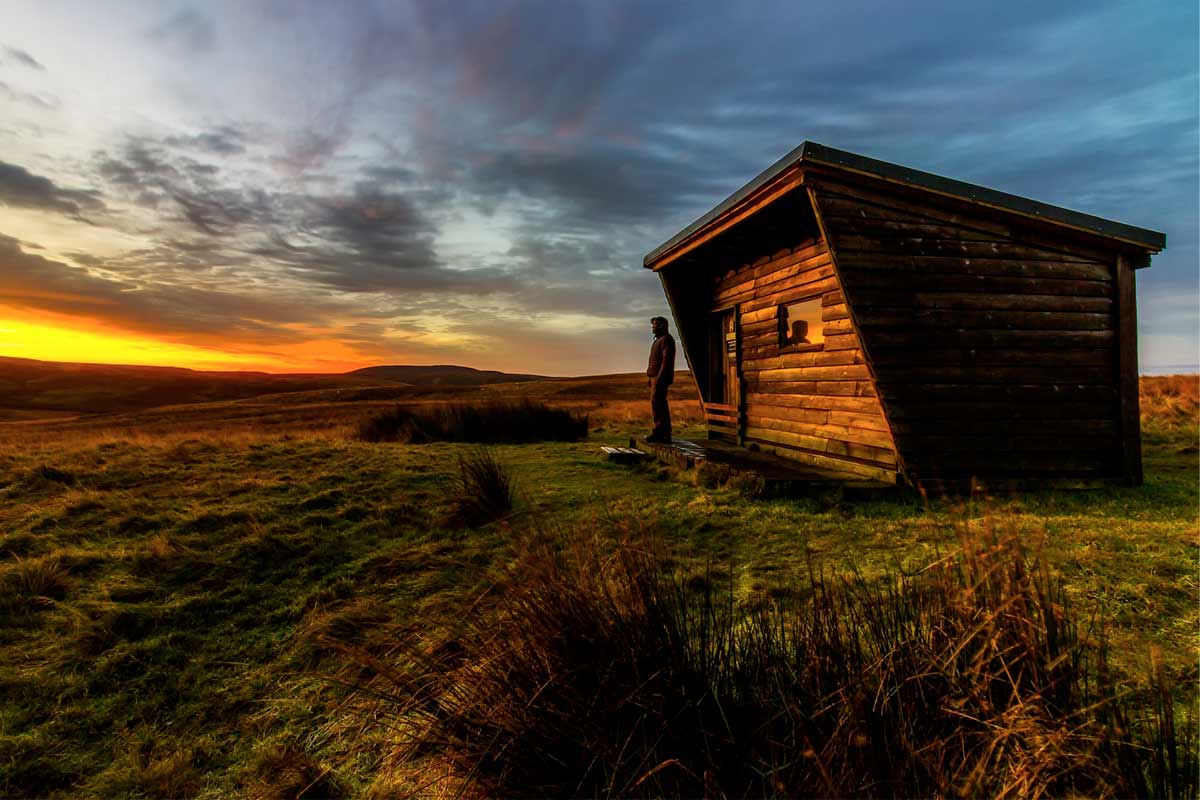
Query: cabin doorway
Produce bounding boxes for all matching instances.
[706,308,741,441]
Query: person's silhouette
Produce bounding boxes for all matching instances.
[790,319,810,345]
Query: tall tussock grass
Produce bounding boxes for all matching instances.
[351,530,1195,799]
[357,400,588,444]
[447,447,516,528]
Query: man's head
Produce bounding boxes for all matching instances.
[651,316,669,336]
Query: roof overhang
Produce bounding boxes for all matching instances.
[643,141,1167,271]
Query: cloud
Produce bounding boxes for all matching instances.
[164,125,247,156]
[146,9,216,52]
[2,45,44,70]
[0,80,57,110]
[0,161,105,220]
[0,0,1194,373]
[0,231,331,343]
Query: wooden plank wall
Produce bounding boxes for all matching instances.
[711,236,898,482]
[810,178,1122,481]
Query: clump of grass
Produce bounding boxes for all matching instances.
[1,553,71,617]
[33,464,76,486]
[354,530,1196,799]
[243,746,344,799]
[446,448,515,528]
[357,400,588,444]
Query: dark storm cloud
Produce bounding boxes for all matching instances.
[387,0,1195,337]
[164,125,247,156]
[2,46,45,70]
[0,231,333,342]
[0,161,105,220]
[88,136,518,301]
[0,81,56,110]
[96,139,284,236]
[147,9,216,52]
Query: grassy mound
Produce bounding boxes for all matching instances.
[357,400,588,444]
[359,532,1195,799]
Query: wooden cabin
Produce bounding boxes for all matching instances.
[644,142,1165,490]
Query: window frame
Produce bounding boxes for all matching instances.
[777,294,826,353]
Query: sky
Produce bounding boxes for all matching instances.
[0,0,1196,376]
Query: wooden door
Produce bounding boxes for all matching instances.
[721,309,739,406]
[705,308,741,441]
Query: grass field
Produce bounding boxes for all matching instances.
[0,373,1196,797]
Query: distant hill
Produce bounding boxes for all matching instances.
[348,364,546,385]
[0,357,550,417]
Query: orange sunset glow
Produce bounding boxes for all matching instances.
[0,307,374,373]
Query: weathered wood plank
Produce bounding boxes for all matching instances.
[746,380,875,397]
[745,415,895,449]
[739,277,841,314]
[745,425,896,466]
[715,257,831,305]
[853,308,1113,331]
[749,241,826,279]
[809,179,1114,262]
[743,438,898,482]
[875,383,1114,403]
[742,349,864,370]
[744,404,830,425]
[833,251,1112,280]
[889,418,1117,435]
[1116,254,1142,485]
[871,364,1115,384]
[859,348,1115,366]
[893,433,1116,453]
[827,410,892,431]
[821,333,860,351]
[744,364,872,382]
[833,269,1112,297]
[832,234,1109,263]
[752,259,835,293]
[885,401,1115,421]
[903,452,1116,474]
[862,329,1116,349]
[742,393,884,414]
[847,290,1112,313]
[821,302,850,321]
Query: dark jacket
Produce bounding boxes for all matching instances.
[647,333,676,387]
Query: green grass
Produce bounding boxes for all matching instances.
[0,403,1195,797]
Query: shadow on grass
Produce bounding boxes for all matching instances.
[357,400,588,444]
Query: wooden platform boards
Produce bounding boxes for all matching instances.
[629,436,897,499]
[600,445,648,465]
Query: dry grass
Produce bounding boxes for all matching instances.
[1142,374,1200,431]
[344,526,1195,799]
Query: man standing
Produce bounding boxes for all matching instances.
[646,316,676,443]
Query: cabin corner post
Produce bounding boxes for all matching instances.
[1115,253,1143,485]
[805,185,908,486]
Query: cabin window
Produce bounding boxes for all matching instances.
[779,297,824,350]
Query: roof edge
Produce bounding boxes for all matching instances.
[643,141,1166,269]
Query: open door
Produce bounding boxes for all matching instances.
[705,308,740,440]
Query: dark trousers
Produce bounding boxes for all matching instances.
[650,381,672,440]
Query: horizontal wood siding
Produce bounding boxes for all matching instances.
[711,238,897,480]
[811,179,1121,480]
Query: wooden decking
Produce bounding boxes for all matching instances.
[630,435,897,498]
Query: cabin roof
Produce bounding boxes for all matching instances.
[643,141,1167,268]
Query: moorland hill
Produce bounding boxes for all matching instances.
[0,357,549,417]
